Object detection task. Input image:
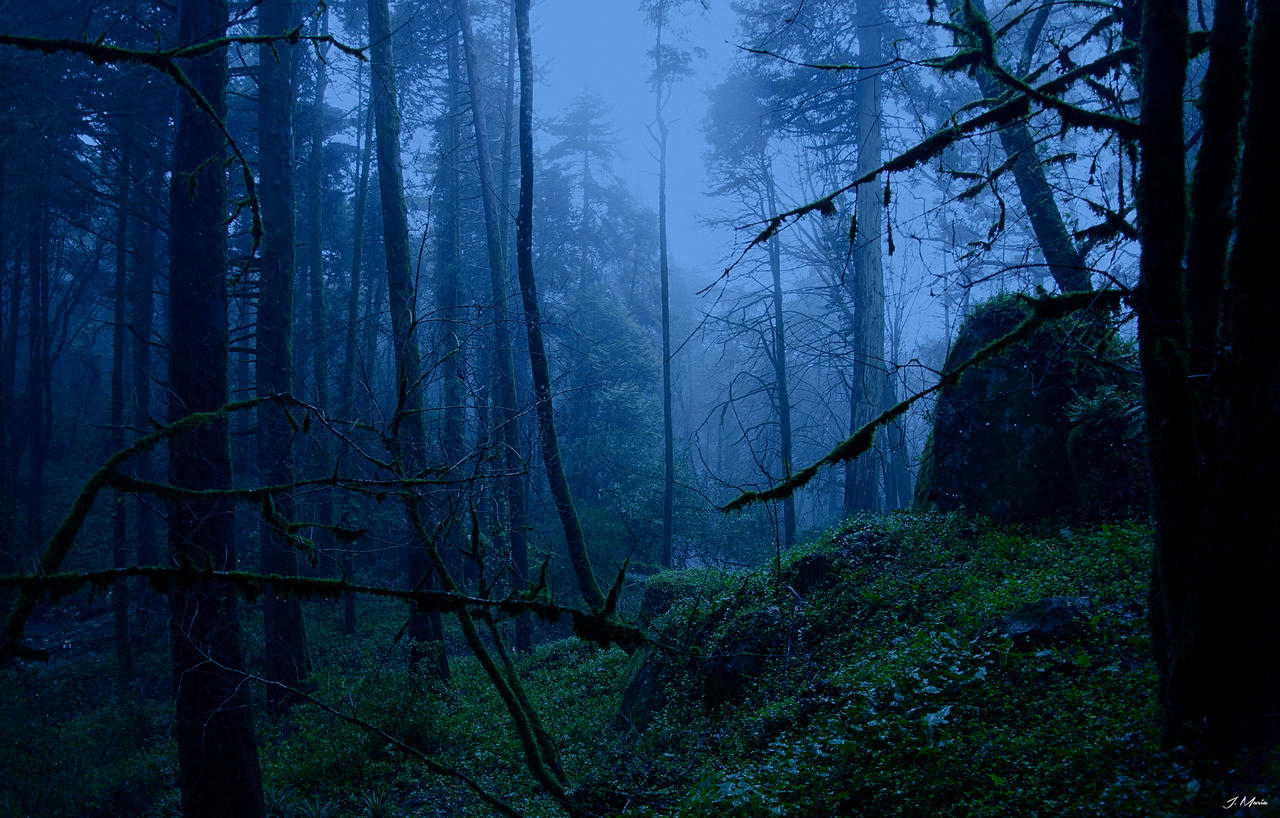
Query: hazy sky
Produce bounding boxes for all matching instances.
[532,0,742,285]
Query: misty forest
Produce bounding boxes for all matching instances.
[0,0,1277,815]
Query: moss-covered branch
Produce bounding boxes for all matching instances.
[2,396,280,662]
[722,289,1126,512]
[0,565,647,656]
[720,45,1137,279]
[0,31,364,66]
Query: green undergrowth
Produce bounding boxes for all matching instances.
[4,513,1275,817]
[605,512,1275,817]
[252,512,1272,816]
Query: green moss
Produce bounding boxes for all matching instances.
[611,513,1261,816]
[11,514,1270,817]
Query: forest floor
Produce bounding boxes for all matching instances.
[2,513,1276,817]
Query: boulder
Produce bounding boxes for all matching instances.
[914,295,1146,521]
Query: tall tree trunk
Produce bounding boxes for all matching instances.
[130,185,159,630]
[306,10,335,567]
[368,0,448,678]
[653,21,677,569]
[1141,0,1280,757]
[515,0,604,610]
[1212,0,1280,755]
[257,0,310,704]
[763,167,795,547]
[339,75,374,637]
[24,200,50,553]
[436,19,467,582]
[0,153,13,616]
[502,2,531,651]
[307,17,329,414]
[166,0,265,811]
[111,139,132,687]
[456,0,531,650]
[947,0,1091,293]
[844,0,886,515]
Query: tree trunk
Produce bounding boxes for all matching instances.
[456,0,531,651]
[653,22,677,569]
[503,2,532,653]
[339,75,374,637]
[24,200,49,553]
[1140,0,1280,757]
[844,0,886,515]
[436,18,468,583]
[368,0,448,678]
[111,139,132,687]
[306,10,336,568]
[0,153,11,617]
[763,167,795,547]
[515,0,605,610]
[166,0,265,810]
[307,17,329,414]
[130,184,159,632]
[947,0,1091,293]
[257,0,310,705]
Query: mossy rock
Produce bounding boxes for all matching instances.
[914,295,1146,521]
[618,569,741,730]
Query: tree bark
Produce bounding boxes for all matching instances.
[763,167,795,547]
[24,200,49,553]
[845,0,886,515]
[1141,0,1280,756]
[515,0,605,610]
[166,0,265,810]
[130,210,158,571]
[306,9,336,567]
[456,0,531,651]
[339,74,374,637]
[436,18,467,582]
[948,0,1091,293]
[0,153,11,617]
[368,0,448,678]
[111,138,132,686]
[653,16,677,568]
[307,15,330,414]
[257,0,310,704]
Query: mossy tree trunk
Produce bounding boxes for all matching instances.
[368,0,449,678]
[1138,0,1280,757]
[339,72,374,637]
[24,200,50,554]
[515,0,605,611]
[0,154,12,619]
[166,0,265,810]
[845,0,886,515]
[130,201,158,572]
[650,8,677,568]
[456,0,532,651]
[763,167,795,548]
[257,0,310,705]
[305,9,336,573]
[436,16,468,585]
[110,137,131,687]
